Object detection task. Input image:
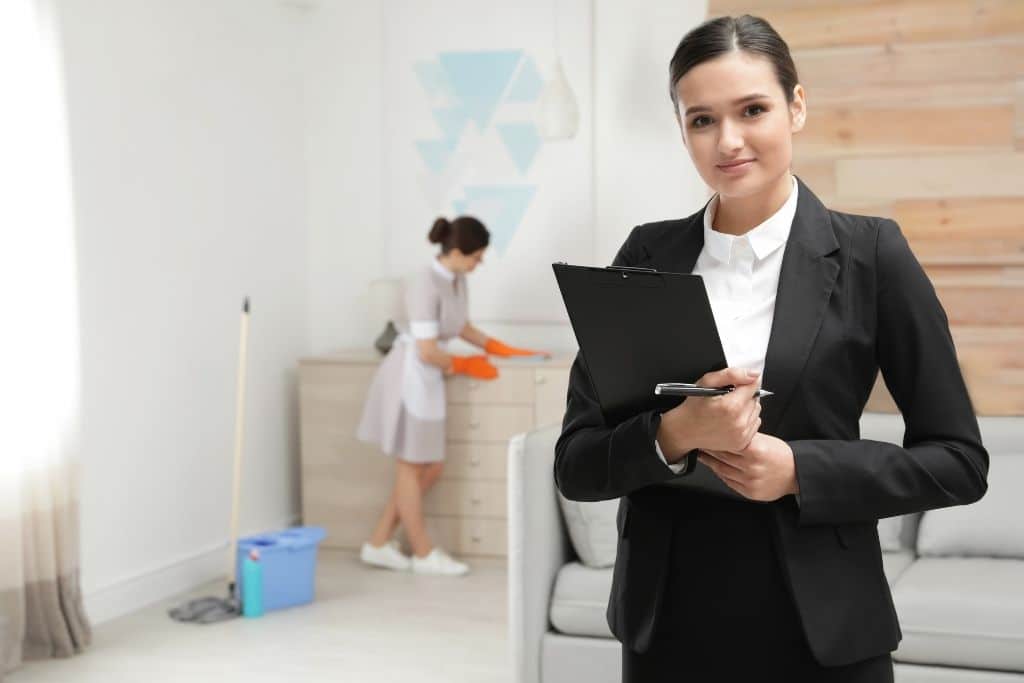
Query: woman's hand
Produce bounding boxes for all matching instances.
[698,432,800,502]
[656,367,762,463]
[448,354,499,380]
[484,337,552,359]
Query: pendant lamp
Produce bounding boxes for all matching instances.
[537,0,579,140]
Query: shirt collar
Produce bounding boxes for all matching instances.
[431,257,456,282]
[702,174,798,264]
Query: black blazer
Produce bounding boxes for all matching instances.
[553,175,989,667]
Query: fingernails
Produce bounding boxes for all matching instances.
[747,369,760,378]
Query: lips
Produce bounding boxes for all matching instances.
[717,159,755,168]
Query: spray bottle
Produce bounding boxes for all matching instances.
[242,547,264,618]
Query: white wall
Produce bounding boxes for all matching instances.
[301,0,713,357]
[57,0,311,623]
[57,0,715,623]
[301,1,387,353]
[593,0,710,264]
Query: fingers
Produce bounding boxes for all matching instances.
[745,398,762,426]
[741,416,761,448]
[734,379,763,402]
[702,366,761,389]
[701,448,745,474]
[700,453,748,492]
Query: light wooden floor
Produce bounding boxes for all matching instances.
[8,549,511,683]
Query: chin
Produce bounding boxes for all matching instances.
[713,170,774,193]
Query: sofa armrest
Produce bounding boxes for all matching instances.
[508,424,575,683]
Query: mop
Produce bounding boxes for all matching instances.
[168,296,250,624]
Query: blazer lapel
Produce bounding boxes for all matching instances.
[637,176,839,434]
[759,176,840,435]
[639,207,707,274]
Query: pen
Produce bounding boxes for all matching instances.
[654,382,773,398]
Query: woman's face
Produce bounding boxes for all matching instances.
[673,50,805,198]
[448,247,486,273]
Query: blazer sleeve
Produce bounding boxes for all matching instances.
[789,218,989,526]
[553,227,701,502]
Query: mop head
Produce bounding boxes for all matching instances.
[168,589,240,624]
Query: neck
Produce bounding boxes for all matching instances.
[437,254,456,273]
[712,171,793,236]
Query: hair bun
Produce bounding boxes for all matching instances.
[428,217,451,244]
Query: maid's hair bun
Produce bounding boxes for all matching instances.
[428,217,451,244]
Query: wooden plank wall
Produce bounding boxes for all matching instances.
[708,0,1024,415]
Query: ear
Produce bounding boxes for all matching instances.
[790,84,807,134]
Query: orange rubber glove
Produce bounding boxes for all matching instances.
[484,337,547,358]
[448,354,499,380]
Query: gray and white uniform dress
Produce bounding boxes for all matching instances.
[357,258,468,463]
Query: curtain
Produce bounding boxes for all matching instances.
[0,0,92,678]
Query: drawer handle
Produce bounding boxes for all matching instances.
[469,381,479,391]
[470,535,482,543]
[536,376,547,385]
[470,456,481,467]
[470,420,481,429]
[471,496,482,505]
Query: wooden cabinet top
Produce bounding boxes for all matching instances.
[300,348,577,368]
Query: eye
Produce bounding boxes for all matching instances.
[745,104,766,116]
[691,115,711,129]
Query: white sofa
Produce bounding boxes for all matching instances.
[508,412,1024,683]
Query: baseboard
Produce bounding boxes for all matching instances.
[83,512,301,625]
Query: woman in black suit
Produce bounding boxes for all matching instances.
[554,14,989,682]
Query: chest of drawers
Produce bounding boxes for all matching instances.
[298,349,574,557]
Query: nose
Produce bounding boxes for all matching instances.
[717,117,744,156]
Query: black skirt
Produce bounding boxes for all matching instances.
[621,488,893,683]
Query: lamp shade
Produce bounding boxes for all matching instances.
[538,58,579,140]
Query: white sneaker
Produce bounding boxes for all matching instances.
[360,540,411,571]
[411,547,470,576]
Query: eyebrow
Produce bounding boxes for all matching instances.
[684,93,771,117]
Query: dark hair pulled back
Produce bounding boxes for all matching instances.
[668,15,799,114]
[428,215,490,255]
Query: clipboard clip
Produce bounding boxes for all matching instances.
[606,265,659,279]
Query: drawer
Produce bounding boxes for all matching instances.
[299,363,377,401]
[301,458,395,550]
[446,367,535,404]
[422,516,508,557]
[301,397,374,439]
[301,459,394,510]
[446,404,534,442]
[423,479,507,518]
[300,430,390,466]
[534,367,570,429]
[443,442,507,480]
[305,507,379,550]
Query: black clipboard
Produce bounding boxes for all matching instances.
[552,262,729,426]
[552,261,748,499]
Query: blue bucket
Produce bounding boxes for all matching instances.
[235,526,327,612]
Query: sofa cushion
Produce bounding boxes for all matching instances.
[917,454,1024,559]
[556,493,619,568]
[892,557,1024,672]
[882,550,915,586]
[878,517,902,552]
[890,664,1024,682]
[549,561,614,638]
[878,514,923,552]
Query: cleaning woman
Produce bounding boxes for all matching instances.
[357,215,550,575]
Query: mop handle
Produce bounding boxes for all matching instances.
[228,297,250,589]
